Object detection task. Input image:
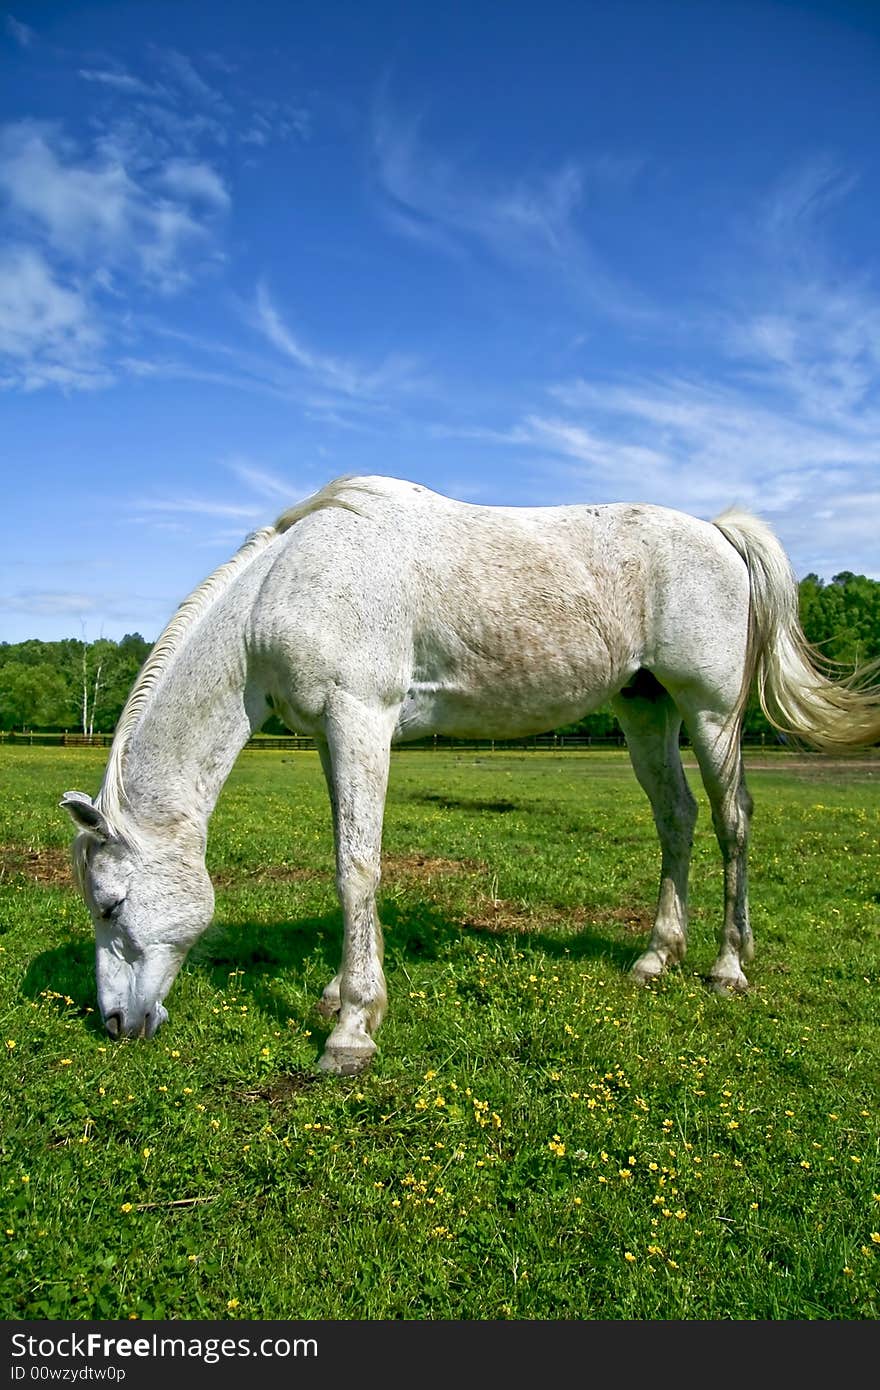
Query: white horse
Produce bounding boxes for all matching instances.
[61,475,880,1074]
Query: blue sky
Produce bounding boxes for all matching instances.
[2,0,879,643]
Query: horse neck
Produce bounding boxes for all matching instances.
[112,601,259,841]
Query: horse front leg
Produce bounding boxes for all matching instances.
[316,695,395,1075]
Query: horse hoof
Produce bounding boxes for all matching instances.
[318,1041,377,1076]
[709,973,749,997]
[629,951,666,984]
[630,964,659,986]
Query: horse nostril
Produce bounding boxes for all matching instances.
[105,1011,122,1039]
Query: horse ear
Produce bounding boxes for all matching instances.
[59,791,111,840]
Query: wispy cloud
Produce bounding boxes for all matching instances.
[224,457,299,502]
[5,13,33,47]
[1,589,103,616]
[762,155,859,249]
[131,496,266,521]
[254,279,430,403]
[370,93,646,320]
[158,47,230,113]
[0,586,177,630]
[449,152,880,578]
[726,281,880,430]
[493,365,879,578]
[78,66,162,99]
[78,45,308,159]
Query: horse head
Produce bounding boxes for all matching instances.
[60,790,214,1040]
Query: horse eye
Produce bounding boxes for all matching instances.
[98,898,125,921]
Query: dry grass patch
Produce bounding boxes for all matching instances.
[461,896,653,936]
[0,843,72,886]
[382,853,483,882]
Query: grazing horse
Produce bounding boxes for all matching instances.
[61,475,880,1074]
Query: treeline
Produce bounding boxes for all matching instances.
[2,572,879,736]
[0,635,152,733]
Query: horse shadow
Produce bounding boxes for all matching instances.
[20,898,641,1041]
[20,936,108,1039]
[406,791,521,814]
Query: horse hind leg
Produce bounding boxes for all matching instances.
[315,741,341,1020]
[679,702,754,994]
[315,693,396,1075]
[611,677,697,983]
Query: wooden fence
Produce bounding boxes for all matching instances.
[0,730,789,752]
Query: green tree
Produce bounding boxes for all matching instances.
[0,661,74,730]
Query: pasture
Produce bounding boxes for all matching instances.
[0,744,878,1320]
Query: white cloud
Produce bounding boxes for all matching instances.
[1,36,313,395]
[158,158,229,207]
[0,245,110,391]
[0,113,235,389]
[0,122,135,253]
[0,121,221,293]
[0,246,95,358]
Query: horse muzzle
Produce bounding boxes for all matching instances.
[104,1003,169,1040]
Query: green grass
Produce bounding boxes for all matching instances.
[1,745,878,1320]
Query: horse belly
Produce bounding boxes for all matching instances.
[393,648,625,742]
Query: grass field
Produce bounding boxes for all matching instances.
[0,744,878,1320]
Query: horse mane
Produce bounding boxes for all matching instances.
[98,475,374,834]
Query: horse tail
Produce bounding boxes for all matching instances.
[712,507,880,753]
